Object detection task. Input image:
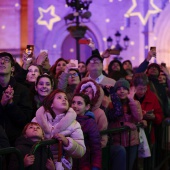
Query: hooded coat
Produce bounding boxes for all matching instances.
[75,79,108,147]
[32,106,86,169]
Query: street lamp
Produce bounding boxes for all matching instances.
[65,0,93,61]
[107,31,130,51]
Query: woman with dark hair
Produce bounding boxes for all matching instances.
[49,58,68,77]
[72,93,102,170]
[108,59,127,81]
[33,74,54,116]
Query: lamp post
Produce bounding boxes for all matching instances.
[65,0,92,61]
[107,31,130,59]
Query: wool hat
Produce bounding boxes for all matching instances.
[86,55,103,66]
[0,52,15,66]
[114,78,130,91]
[147,63,161,73]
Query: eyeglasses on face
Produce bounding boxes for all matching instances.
[0,57,11,63]
[89,59,101,64]
[68,73,79,78]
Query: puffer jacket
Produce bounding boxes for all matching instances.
[108,98,143,147]
[73,111,102,170]
[32,106,86,169]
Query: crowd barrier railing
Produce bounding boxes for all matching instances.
[0,147,24,170]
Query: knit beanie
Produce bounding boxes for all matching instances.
[86,55,103,66]
[114,78,130,91]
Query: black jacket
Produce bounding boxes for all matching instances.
[0,77,33,146]
[8,136,53,170]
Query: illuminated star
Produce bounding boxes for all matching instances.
[124,0,162,25]
[37,5,61,31]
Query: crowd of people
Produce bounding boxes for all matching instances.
[0,39,170,170]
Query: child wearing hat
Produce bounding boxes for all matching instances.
[107,78,143,170]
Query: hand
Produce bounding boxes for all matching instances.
[140,120,147,128]
[36,51,48,65]
[22,51,33,70]
[124,122,137,130]
[101,49,110,58]
[143,113,155,120]
[146,51,156,62]
[64,63,76,73]
[46,158,55,170]
[161,66,170,77]
[128,86,136,99]
[24,154,35,167]
[88,38,96,50]
[53,133,69,147]
[1,85,14,106]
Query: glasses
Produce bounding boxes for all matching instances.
[89,59,101,64]
[68,73,79,78]
[0,57,11,63]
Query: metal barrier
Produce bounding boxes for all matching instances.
[100,125,132,170]
[0,147,24,170]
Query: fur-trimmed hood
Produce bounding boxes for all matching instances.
[74,79,104,111]
[32,106,77,139]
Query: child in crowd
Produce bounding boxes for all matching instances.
[74,79,108,148]
[107,78,143,170]
[72,93,102,170]
[32,89,86,169]
[33,74,54,115]
[8,122,55,170]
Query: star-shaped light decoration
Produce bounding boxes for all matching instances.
[124,0,162,25]
[37,5,61,31]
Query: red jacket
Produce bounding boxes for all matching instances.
[134,88,163,144]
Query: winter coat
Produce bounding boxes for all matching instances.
[134,88,163,144]
[73,111,102,170]
[8,136,53,170]
[0,77,33,146]
[108,97,143,147]
[74,79,108,147]
[32,106,86,168]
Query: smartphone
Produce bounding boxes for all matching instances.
[161,62,166,67]
[108,49,120,55]
[26,45,34,57]
[146,110,154,114]
[78,39,90,44]
[70,59,78,68]
[150,47,156,57]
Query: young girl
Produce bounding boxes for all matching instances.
[33,74,54,114]
[8,122,55,170]
[108,78,143,170]
[32,89,86,169]
[74,79,108,148]
[71,93,102,170]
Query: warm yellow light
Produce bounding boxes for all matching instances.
[131,56,135,60]
[70,48,74,53]
[1,25,5,29]
[130,41,135,45]
[124,0,162,25]
[105,18,110,23]
[37,5,61,31]
[120,26,124,30]
[53,44,57,48]
[103,37,107,42]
